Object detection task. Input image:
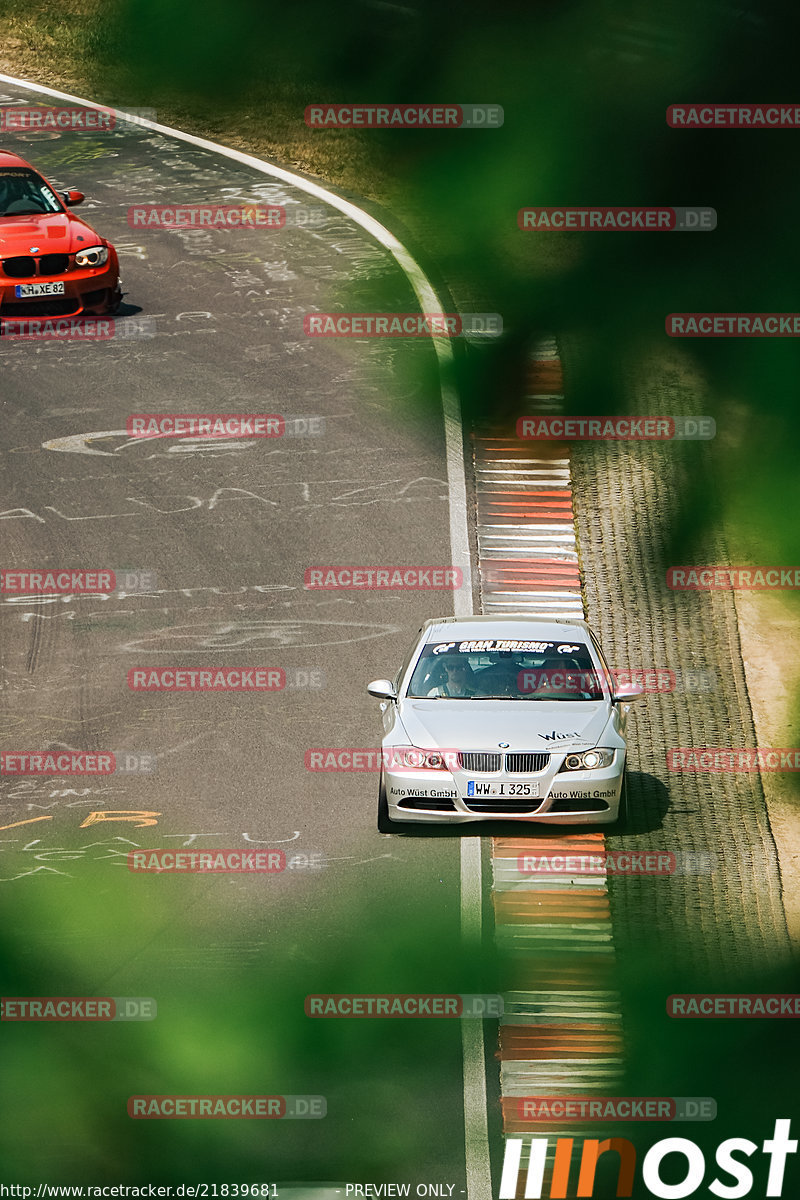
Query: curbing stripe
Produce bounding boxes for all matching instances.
[473,341,623,1199]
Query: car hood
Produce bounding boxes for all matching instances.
[396,699,610,752]
[0,212,100,256]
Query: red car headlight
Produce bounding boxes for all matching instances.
[74,245,109,268]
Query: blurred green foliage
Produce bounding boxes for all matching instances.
[89,0,800,571]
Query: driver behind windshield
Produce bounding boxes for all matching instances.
[408,640,604,699]
[426,657,478,697]
[0,169,60,215]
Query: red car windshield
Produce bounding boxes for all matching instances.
[0,168,62,216]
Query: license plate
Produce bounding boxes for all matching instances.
[14,282,65,298]
[467,781,539,798]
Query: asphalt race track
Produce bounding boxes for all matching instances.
[0,85,476,1185]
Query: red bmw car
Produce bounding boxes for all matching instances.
[0,150,121,318]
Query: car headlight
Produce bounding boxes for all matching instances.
[559,748,615,772]
[74,245,109,268]
[391,747,452,771]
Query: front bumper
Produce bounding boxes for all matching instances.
[0,260,120,318]
[384,756,624,824]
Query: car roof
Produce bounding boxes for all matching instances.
[420,614,593,644]
[0,151,32,170]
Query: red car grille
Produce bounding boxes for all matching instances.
[0,296,82,317]
[2,253,71,278]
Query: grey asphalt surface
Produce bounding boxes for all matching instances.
[0,89,479,1186]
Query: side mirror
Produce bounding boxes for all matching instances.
[368,679,397,701]
[63,190,85,206]
[612,683,645,702]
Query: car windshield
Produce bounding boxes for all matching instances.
[0,168,62,216]
[406,638,606,700]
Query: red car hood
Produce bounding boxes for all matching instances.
[0,212,102,256]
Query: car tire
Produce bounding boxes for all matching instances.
[377,774,397,833]
[615,771,629,829]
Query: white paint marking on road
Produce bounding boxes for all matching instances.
[42,429,262,457]
[42,429,127,456]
